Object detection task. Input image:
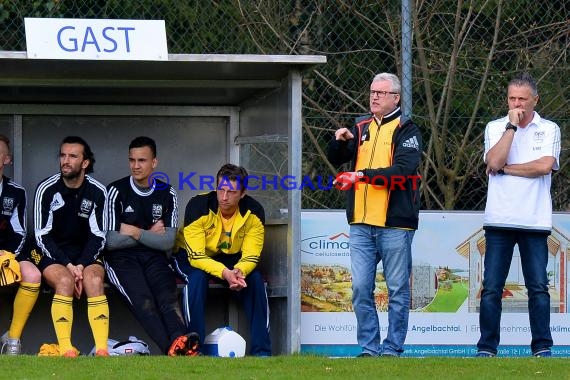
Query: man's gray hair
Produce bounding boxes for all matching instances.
[508,72,538,97]
[372,73,401,93]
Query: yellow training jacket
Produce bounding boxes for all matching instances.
[0,251,21,286]
[179,191,265,279]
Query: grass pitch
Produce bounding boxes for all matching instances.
[0,355,566,380]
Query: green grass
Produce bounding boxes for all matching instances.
[423,281,469,312]
[0,355,567,380]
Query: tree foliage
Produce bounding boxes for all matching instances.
[0,0,568,210]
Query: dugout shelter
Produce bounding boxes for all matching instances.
[0,51,326,355]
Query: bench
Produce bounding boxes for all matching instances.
[0,278,270,354]
[175,278,245,330]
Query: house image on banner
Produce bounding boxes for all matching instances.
[456,227,568,314]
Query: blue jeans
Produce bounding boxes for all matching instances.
[477,229,553,355]
[350,224,414,356]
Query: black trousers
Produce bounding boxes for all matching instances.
[105,250,186,354]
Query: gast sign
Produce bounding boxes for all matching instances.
[24,18,168,60]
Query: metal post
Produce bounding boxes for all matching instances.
[401,0,413,119]
[288,70,302,353]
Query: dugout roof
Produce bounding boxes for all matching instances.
[0,52,326,105]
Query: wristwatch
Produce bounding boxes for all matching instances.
[356,171,365,180]
[505,122,518,132]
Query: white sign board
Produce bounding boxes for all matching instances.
[301,210,570,357]
[25,18,168,60]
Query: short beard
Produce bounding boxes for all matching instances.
[61,169,82,181]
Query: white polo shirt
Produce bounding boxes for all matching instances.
[483,112,561,231]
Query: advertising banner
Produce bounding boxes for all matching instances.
[300,210,570,357]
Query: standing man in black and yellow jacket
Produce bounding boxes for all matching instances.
[173,164,271,356]
[328,73,422,357]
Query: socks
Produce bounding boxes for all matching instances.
[9,282,40,339]
[87,295,109,351]
[51,294,73,353]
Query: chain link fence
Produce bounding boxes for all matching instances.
[1,0,568,211]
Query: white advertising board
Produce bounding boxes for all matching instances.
[301,210,570,357]
[25,18,168,60]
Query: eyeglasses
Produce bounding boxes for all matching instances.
[370,90,399,98]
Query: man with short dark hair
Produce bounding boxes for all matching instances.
[34,136,109,357]
[476,73,561,358]
[105,136,193,356]
[173,163,272,356]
